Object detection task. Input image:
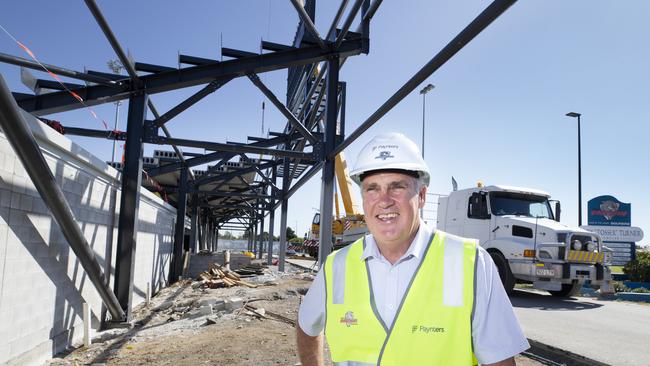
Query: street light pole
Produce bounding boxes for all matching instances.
[566,112,582,226]
[419,83,434,219]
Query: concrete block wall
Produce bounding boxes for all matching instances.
[0,111,176,365]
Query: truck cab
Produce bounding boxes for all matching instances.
[437,184,613,296]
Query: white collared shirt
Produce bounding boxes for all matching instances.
[298,222,530,364]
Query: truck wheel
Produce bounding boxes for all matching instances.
[548,281,580,297]
[489,251,515,295]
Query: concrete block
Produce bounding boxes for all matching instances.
[3,156,14,173]
[20,195,33,212]
[212,299,226,311]
[225,297,243,311]
[11,176,26,194]
[0,189,11,207]
[10,192,20,209]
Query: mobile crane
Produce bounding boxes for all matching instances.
[300,153,367,258]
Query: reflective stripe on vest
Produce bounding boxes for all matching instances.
[324,231,478,366]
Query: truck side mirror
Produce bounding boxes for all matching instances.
[554,201,561,222]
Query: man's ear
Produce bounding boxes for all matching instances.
[418,186,427,209]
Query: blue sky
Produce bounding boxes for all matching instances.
[1,1,648,245]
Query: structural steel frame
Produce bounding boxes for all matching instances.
[0,0,517,323]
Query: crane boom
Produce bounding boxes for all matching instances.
[334,152,358,216]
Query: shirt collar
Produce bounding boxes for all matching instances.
[360,219,432,262]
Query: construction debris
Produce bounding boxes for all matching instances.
[194,263,262,289]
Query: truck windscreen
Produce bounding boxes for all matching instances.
[489,192,554,219]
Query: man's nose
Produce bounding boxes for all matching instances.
[377,189,394,208]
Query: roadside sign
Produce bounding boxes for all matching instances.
[587,195,631,226]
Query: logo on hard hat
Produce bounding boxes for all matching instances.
[340,311,358,327]
[374,151,394,160]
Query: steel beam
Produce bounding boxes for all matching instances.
[153,78,232,127]
[278,158,290,272]
[146,132,307,176]
[247,73,317,145]
[159,136,313,160]
[85,0,195,184]
[189,194,198,253]
[267,200,276,266]
[192,160,280,187]
[289,0,327,51]
[85,0,140,82]
[0,52,120,86]
[198,209,206,251]
[16,39,365,116]
[333,0,517,157]
[0,75,126,322]
[326,0,349,40]
[215,228,219,252]
[63,126,126,140]
[334,0,365,49]
[196,191,275,200]
[318,56,339,265]
[258,212,265,259]
[113,92,148,318]
[170,167,188,283]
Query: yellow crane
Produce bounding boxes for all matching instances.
[305,152,367,258]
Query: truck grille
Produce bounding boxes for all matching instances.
[567,250,604,263]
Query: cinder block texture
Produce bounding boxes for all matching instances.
[0,111,176,365]
[187,251,251,278]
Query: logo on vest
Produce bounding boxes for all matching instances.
[411,325,445,334]
[340,311,358,327]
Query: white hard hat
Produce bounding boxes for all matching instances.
[349,132,430,186]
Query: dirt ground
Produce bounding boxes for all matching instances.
[46,264,543,366]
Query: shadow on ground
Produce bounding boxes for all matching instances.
[510,289,603,311]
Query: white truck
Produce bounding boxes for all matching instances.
[437,184,613,296]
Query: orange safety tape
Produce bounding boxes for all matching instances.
[2,23,169,200]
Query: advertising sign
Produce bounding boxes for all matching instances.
[587,195,631,226]
[581,226,644,243]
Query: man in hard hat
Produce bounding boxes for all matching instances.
[296,133,529,365]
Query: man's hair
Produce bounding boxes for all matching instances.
[360,169,427,193]
[359,169,420,183]
[414,175,427,191]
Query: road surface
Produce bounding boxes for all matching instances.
[512,289,650,366]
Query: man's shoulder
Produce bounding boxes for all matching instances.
[435,230,479,245]
[324,237,365,261]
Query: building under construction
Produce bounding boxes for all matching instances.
[0,0,520,364]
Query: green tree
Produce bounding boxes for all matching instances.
[286,226,297,240]
[624,251,650,282]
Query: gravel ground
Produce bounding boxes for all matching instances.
[44,264,544,366]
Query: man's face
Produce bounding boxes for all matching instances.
[361,171,426,250]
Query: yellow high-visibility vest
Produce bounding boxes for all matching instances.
[324,231,478,365]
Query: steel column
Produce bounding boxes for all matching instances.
[0,75,126,322]
[189,193,198,253]
[253,221,258,255]
[170,167,188,283]
[318,56,339,266]
[278,158,290,272]
[267,203,276,265]
[215,229,219,253]
[257,213,264,259]
[114,92,148,318]
[199,209,206,251]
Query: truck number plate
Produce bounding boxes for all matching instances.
[536,268,555,277]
